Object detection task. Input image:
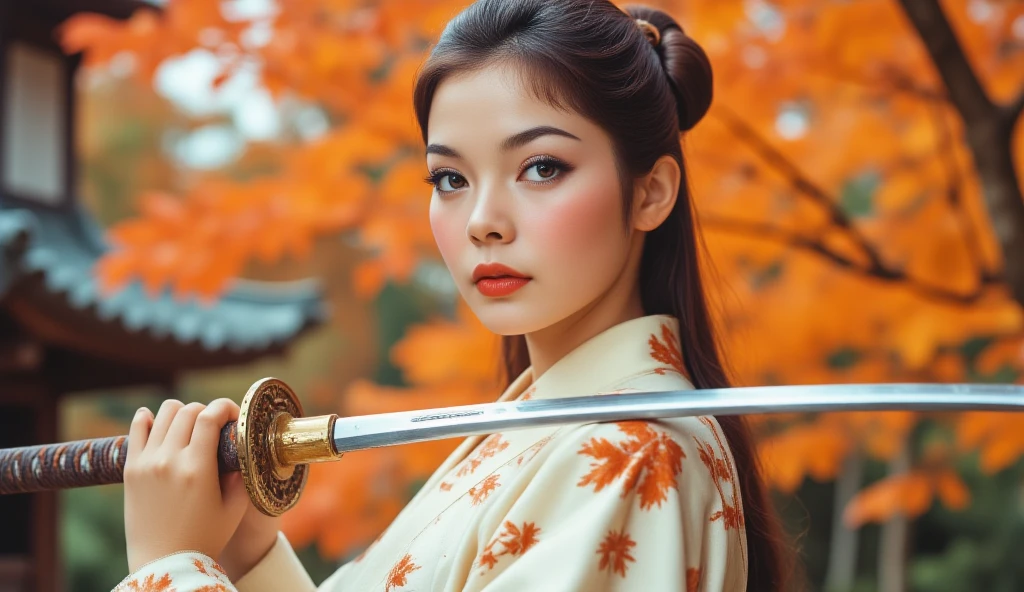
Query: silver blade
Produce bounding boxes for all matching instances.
[331,383,1024,453]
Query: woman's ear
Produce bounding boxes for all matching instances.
[631,154,680,232]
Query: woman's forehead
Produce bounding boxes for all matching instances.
[426,65,600,150]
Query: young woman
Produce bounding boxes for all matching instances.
[114,1,792,590]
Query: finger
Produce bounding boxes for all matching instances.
[147,399,185,449]
[163,402,205,449]
[190,398,241,462]
[219,470,250,525]
[125,407,154,468]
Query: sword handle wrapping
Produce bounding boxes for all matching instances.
[0,378,338,517]
[0,424,240,495]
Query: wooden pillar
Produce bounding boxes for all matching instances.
[0,377,60,592]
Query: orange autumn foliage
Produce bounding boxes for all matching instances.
[843,469,970,527]
[67,0,1024,556]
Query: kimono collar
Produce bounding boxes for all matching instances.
[506,314,689,402]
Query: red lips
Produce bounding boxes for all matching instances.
[472,263,531,297]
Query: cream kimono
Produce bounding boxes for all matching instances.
[113,315,747,591]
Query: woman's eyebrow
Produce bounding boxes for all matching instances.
[425,125,581,158]
[500,125,581,151]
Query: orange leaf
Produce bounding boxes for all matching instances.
[844,472,933,527]
[934,470,970,511]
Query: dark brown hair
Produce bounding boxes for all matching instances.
[413,1,794,588]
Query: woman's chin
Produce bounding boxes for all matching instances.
[467,300,556,337]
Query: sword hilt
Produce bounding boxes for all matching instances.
[0,378,342,516]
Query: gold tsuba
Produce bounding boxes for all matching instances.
[236,378,308,517]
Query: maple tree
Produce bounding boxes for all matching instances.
[63,0,1024,587]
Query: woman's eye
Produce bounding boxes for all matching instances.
[521,160,565,182]
[425,171,468,192]
[439,173,467,191]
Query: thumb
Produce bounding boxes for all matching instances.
[220,471,252,525]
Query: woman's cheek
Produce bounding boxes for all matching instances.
[430,199,463,269]
[523,187,624,281]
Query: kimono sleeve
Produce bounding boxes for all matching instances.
[111,553,239,591]
[460,419,746,592]
[111,533,318,592]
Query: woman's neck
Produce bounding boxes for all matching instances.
[524,279,646,380]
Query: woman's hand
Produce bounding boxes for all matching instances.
[218,499,282,580]
[123,398,251,573]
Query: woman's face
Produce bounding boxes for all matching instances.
[425,64,637,336]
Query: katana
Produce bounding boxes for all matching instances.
[1,378,1022,516]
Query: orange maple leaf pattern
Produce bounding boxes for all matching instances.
[192,558,227,578]
[696,417,745,532]
[516,435,553,466]
[454,434,510,479]
[477,521,541,572]
[385,554,420,591]
[118,573,174,592]
[686,567,702,592]
[577,421,685,510]
[468,474,501,505]
[439,481,453,491]
[596,529,636,578]
[648,323,685,376]
[192,556,232,591]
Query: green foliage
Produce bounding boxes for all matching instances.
[839,172,881,219]
[372,281,438,386]
[909,460,1024,591]
[827,348,863,370]
[61,486,128,592]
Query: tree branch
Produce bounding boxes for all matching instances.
[1004,86,1024,127]
[821,64,948,103]
[701,216,991,305]
[898,0,1024,306]
[712,106,887,271]
[931,105,999,282]
[897,0,994,126]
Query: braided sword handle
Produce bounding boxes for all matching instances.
[0,378,338,516]
[0,424,240,495]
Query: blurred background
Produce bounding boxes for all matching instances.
[1,0,1023,590]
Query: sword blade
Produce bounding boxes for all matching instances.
[332,383,1024,453]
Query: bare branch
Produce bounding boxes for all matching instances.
[824,64,949,103]
[702,216,992,305]
[897,0,994,126]
[898,0,1024,306]
[931,105,999,281]
[1004,87,1024,127]
[712,106,886,270]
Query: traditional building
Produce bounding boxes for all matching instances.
[0,1,328,590]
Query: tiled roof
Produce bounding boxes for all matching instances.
[0,205,328,355]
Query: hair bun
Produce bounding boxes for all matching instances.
[625,5,713,132]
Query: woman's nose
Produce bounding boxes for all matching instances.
[466,189,515,245]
